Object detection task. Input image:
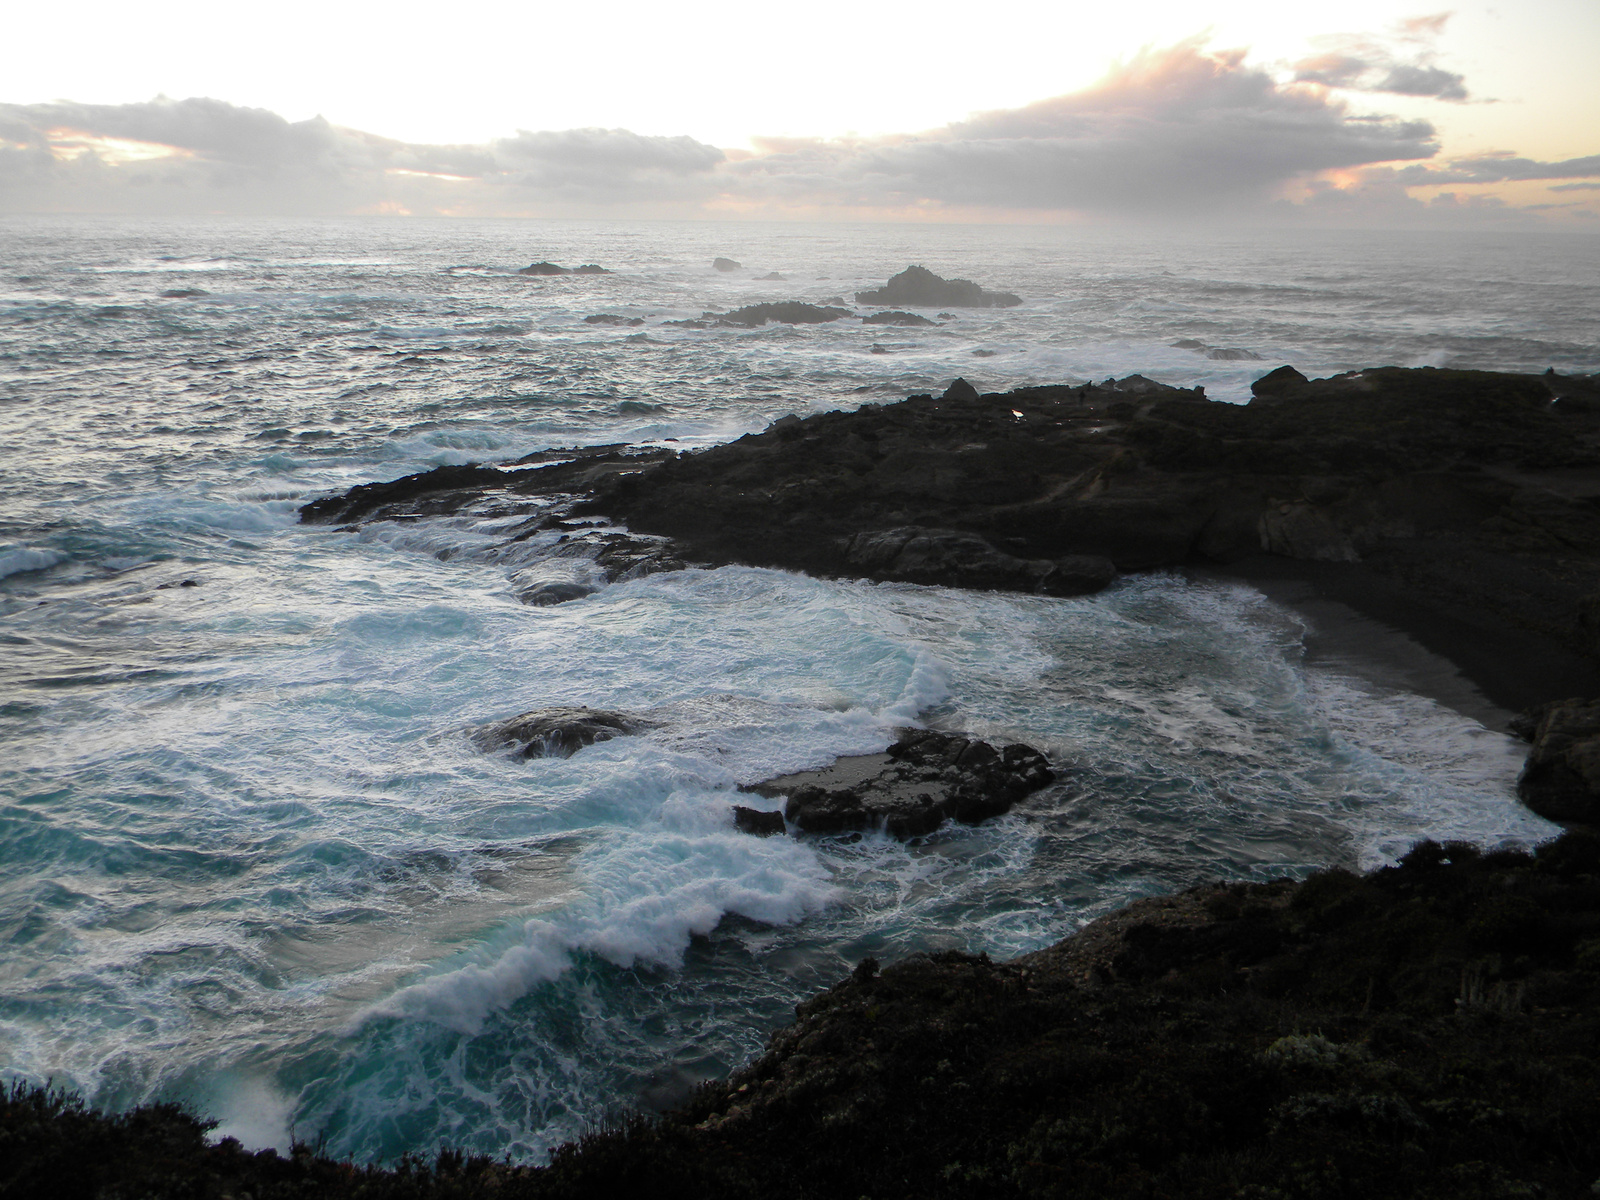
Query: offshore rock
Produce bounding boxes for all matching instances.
[584,314,645,326]
[861,310,935,327]
[713,257,740,272]
[855,265,1021,309]
[717,302,852,327]
[755,729,1054,838]
[1516,697,1600,822]
[471,705,654,758]
[518,262,610,275]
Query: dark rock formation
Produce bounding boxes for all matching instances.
[844,527,1114,595]
[861,310,934,327]
[585,314,646,326]
[159,288,208,298]
[855,265,1021,309]
[713,257,741,272]
[1515,697,1600,822]
[1205,347,1263,361]
[716,302,852,327]
[518,262,610,275]
[732,805,786,836]
[470,705,654,758]
[757,271,784,281]
[749,729,1054,838]
[302,366,1600,703]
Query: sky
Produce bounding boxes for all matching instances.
[2,0,1597,226]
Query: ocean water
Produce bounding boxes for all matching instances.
[1,216,1593,1162]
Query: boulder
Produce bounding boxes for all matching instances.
[769,730,1055,838]
[855,266,1021,309]
[471,705,655,758]
[1517,698,1600,822]
[713,257,741,272]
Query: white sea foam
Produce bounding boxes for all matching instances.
[0,546,66,579]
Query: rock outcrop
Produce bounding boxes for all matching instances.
[855,265,1021,308]
[749,729,1054,838]
[861,310,935,327]
[470,705,654,758]
[518,262,609,275]
[1514,697,1600,822]
[716,302,852,327]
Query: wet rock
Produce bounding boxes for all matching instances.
[844,526,1114,596]
[1205,347,1263,361]
[1517,698,1600,821]
[733,806,786,836]
[717,302,852,327]
[159,288,208,298]
[572,264,610,275]
[471,705,655,758]
[862,311,934,327]
[519,261,569,275]
[585,314,645,326]
[765,729,1054,838]
[757,271,785,281]
[298,463,521,525]
[512,574,597,606]
[1171,338,1206,349]
[1257,502,1359,562]
[855,265,1021,309]
[713,257,741,272]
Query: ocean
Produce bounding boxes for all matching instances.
[1,215,1594,1161]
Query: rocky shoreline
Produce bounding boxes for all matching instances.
[14,364,1600,1197]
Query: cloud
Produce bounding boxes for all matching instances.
[0,96,725,215]
[722,42,1438,214]
[1393,152,1600,185]
[1292,13,1469,101]
[0,41,1589,225]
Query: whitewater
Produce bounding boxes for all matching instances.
[1,216,1596,1161]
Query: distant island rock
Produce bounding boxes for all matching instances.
[856,265,1021,309]
[517,262,611,276]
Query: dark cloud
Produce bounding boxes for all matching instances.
[1393,152,1600,185]
[725,43,1438,214]
[0,96,724,215]
[1292,14,1469,101]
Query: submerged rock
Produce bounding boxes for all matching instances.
[584,314,645,326]
[471,705,654,758]
[855,265,1021,309]
[751,729,1054,838]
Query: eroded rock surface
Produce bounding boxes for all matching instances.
[750,729,1054,838]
